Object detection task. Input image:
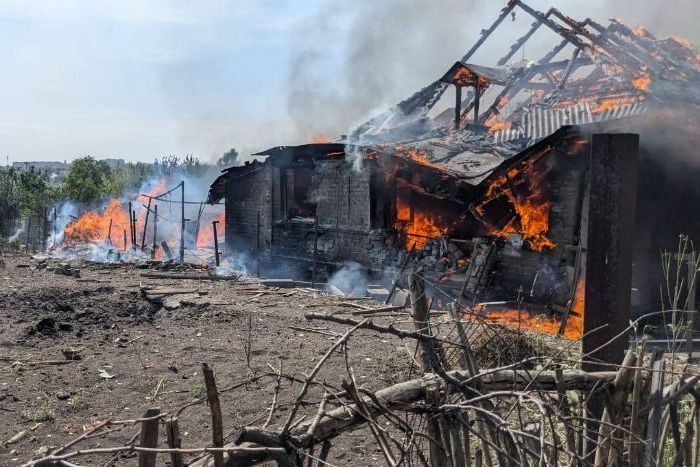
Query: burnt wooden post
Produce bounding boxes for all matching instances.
[138,407,160,467]
[123,229,127,252]
[409,273,448,467]
[256,210,261,278]
[473,84,481,125]
[141,197,151,250]
[212,220,220,267]
[52,207,58,248]
[311,215,318,287]
[583,133,639,456]
[107,218,113,245]
[583,133,639,369]
[128,201,133,245]
[202,363,224,467]
[165,417,184,467]
[161,240,173,261]
[152,205,158,259]
[179,181,185,264]
[454,85,462,130]
[132,210,137,247]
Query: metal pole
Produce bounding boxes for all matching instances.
[212,220,220,267]
[52,207,57,248]
[179,181,185,264]
[473,84,481,125]
[128,201,133,245]
[132,210,137,247]
[312,215,318,287]
[152,205,158,260]
[256,210,261,277]
[141,197,151,250]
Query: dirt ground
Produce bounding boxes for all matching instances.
[0,254,415,466]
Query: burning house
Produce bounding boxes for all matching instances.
[207,1,700,343]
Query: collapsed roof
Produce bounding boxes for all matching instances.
[209,0,700,202]
[346,0,700,180]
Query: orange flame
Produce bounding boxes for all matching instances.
[305,132,333,144]
[394,146,444,171]
[476,148,557,252]
[196,212,225,248]
[396,196,446,249]
[64,199,132,249]
[633,26,648,37]
[64,178,176,252]
[471,307,581,340]
[670,36,693,50]
[485,115,512,132]
[631,73,652,91]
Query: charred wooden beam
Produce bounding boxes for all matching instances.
[460,1,518,63]
[454,85,462,130]
[583,133,639,370]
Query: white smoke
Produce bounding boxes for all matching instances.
[326,262,369,296]
[9,225,25,242]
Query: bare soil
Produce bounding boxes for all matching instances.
[0,254,413,466]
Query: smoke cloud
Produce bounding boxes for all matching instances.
[287,0,699,140]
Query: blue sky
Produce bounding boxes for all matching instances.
[1,0,695,164]
[0,0,326,163]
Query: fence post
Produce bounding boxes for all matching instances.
[165,417,184,467]
[138,407,160,467]
[202,363,224,467]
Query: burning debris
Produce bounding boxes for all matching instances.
[53,176,225,267]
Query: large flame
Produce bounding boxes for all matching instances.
[64,178,171,248]
[473,307,581,340]
[196,212,225,248]
[64,199,132,248]
[396,196,446,249]
[305,132,333,144]
[476,147,556,252]
[393,146,444,171]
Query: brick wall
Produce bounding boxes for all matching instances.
[224,166,272,253]
[314,161,371,231]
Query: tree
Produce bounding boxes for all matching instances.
[16,168,56,218]
[217,147,240,167]
[63,156,113,205]
[0,168,20,220]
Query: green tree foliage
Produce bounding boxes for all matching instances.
[0,167,58,220]
[106,162,152,195]
[0,168,21,220]
[62,156,113,204]
[17,168,57,218]
[217,147,239,167]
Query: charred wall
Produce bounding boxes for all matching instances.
[484,146,589,307]
[224,166,273,253]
